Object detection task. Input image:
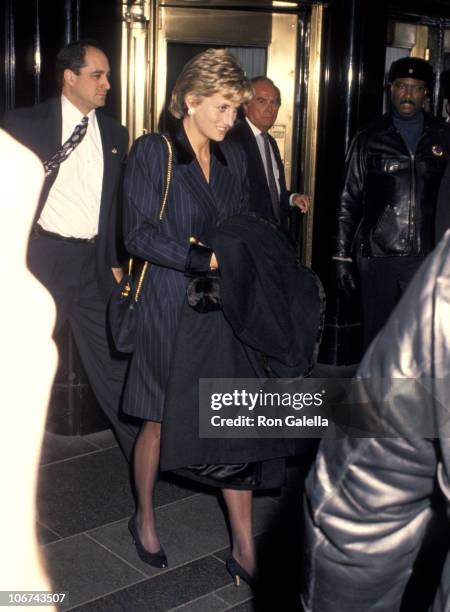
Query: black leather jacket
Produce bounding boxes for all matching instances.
[334,112,450,258]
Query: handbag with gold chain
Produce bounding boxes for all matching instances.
[109,134,173,352]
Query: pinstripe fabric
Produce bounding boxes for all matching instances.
[122,128,249,420]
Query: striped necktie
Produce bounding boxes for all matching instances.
[44,116,89,177]
[262,132,280,221]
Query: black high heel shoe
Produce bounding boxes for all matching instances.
[128,515,168,568]
[226,556,256,588]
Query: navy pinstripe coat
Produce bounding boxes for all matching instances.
[122,127,248,421]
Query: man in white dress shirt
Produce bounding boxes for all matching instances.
[3,40,138,459]
[228,76,311,234]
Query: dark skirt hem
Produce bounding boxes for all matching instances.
[166,457,286,491]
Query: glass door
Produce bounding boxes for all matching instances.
[121,0,323,262]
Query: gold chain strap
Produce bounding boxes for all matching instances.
[131,134,173,304]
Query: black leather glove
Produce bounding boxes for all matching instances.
[333,258,358,296]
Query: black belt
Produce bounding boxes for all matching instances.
[34,225,97,244]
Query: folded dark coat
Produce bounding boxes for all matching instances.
[160,214,324,472]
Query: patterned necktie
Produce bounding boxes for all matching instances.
[262,132,280,221]
[44,116,89,177]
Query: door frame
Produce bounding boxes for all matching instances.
[121,0,323,262]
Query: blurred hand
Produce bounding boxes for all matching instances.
[292,194,312,213]
[112,267,124,284]
[333,259,357,296]
[210,253,219,270]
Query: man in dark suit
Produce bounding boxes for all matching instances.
[227,76,310,234]
[3,40,138,459]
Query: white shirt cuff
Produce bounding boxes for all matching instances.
[289,193,300,207]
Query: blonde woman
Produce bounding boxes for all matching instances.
[123,49,258,585]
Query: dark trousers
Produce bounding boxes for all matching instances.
[358,255,425,349]
[28,234,138,460]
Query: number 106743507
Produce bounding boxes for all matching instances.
[1,591,68,606]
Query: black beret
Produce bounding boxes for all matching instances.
[389,57,433,86]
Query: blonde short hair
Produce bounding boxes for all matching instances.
[169,48,252,119]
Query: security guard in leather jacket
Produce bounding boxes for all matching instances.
[333,57,450,347]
